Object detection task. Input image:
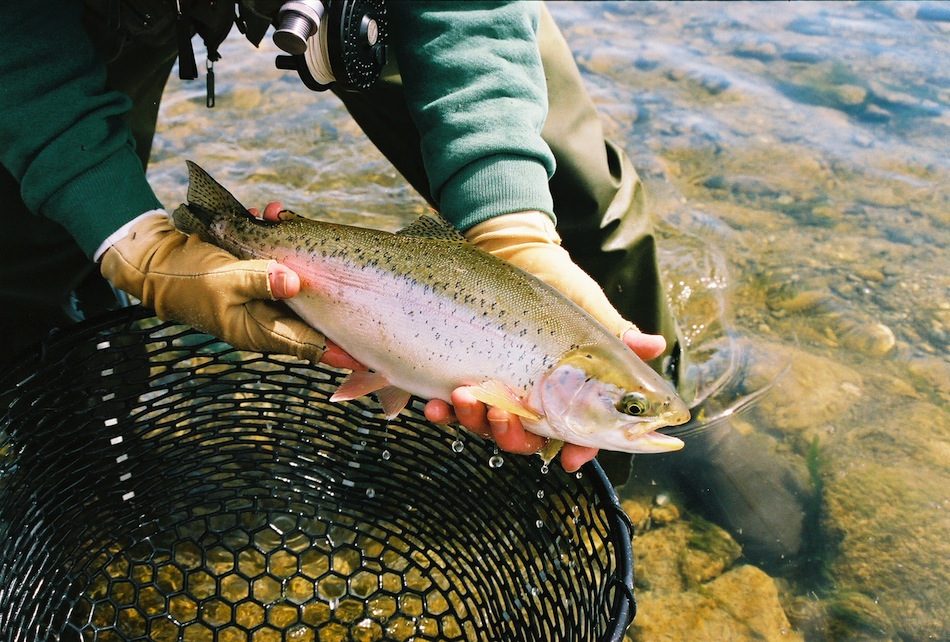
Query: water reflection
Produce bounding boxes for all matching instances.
[149,2,948,640]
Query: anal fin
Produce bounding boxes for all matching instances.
[330,371,412,420]
[377,386,412,419]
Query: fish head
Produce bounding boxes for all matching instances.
[532,344,690,453]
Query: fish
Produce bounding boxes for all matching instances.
[172,161,690,454]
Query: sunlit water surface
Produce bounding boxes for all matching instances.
[148,2,949,640]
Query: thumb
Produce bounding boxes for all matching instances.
[269,263,301,299]
[621,329,667,361]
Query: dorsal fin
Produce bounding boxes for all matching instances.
[185,160,252,219]
[397,215,467,242]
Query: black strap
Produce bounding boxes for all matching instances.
[175,0,199,80]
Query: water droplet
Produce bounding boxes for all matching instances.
[381,449,391,460]
[489,455,505,468]
[366,488,376,498]
[574,471,583,480]
[536,490,545,499]
[451,439,464,453]
[540,463,549,474]
[535,519,543,528]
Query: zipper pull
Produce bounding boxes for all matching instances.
[206,58,216,108]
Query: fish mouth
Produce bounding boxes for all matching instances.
[622,404,690,440]
[628,430,685,454]
[623,418,672,439]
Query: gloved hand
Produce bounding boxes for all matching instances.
[424,210,667,472]
[464,211,636,339]
[99,212,332,364]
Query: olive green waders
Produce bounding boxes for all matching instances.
[328,5,680,482]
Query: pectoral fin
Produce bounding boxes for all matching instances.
[539,439,564,464]
[468,381,542,421]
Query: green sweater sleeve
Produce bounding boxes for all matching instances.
[388,1,557,231]
[0,0,162,259]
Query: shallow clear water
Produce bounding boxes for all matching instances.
[149,2,949,640]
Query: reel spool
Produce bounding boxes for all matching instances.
[273,0,387,92]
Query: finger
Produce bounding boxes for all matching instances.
[450,387,492,438]
[268,263,300,299]
[321,341,366,371]
[558,443,599,473]
[487,407,546,455]
[424,399,457,425]
[262,202,284,222]
[621,328,667,361]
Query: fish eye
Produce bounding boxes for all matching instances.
[617,392,649,416]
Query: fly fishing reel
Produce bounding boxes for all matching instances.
[271,0,387,92]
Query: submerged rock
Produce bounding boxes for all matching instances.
[819,401,950,641]
[621,497,801,641]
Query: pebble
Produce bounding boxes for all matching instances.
[732,41,777,62]
[832,84,868,107]
[860,104,893,123]
[781,49,825,64]
[839,321,897,356]
[854,267,886,283]
[769,290,834,314]
[650,504,681,525]
[808,206,842,226]
[621,499,651,531]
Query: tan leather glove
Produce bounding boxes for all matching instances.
[100,213,328,362]
[465,211,635,339]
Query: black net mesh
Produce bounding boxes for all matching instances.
[0,306,635,642]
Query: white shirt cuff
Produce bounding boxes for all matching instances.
[93,209,169,262]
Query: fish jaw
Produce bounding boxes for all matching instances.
[620,430,685,454]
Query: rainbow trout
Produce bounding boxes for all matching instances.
[173,161,689,454]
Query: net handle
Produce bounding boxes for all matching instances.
[584,459,636,641]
